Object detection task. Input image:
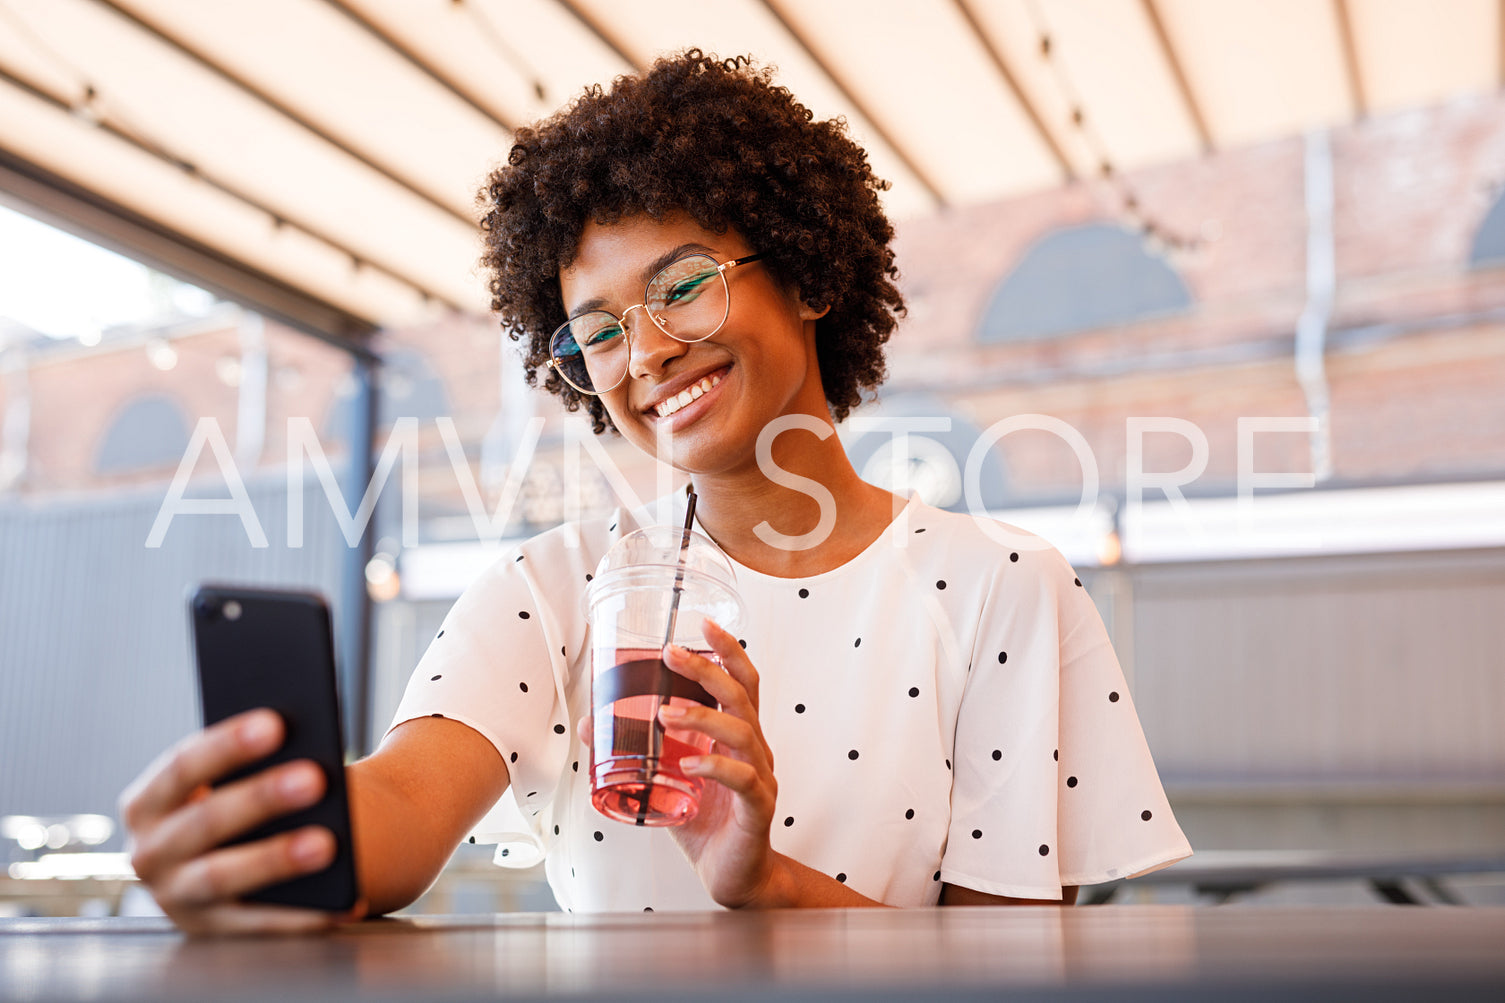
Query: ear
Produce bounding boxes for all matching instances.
[798,299,831,322]
[778,275,830,322]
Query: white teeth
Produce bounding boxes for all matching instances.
[653,372,723,418]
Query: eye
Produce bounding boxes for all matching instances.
[663,269,715,306]
[649,257,718,309]
[584,324,622,348]
[573,315,623,349]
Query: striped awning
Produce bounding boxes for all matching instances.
[1,0,1500,336]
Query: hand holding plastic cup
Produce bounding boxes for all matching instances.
[585,505,742,827]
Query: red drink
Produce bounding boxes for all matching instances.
[584,522,741,827]
[590,647,716,826]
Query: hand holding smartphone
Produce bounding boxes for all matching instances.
[190,585,360,912]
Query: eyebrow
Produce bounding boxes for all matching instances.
[566,242,719,319]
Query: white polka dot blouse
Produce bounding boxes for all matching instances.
[388,494,1192,911]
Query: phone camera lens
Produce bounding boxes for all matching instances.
[223,600,242,622]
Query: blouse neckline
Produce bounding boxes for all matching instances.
[697,494,921,587]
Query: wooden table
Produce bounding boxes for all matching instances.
[1083,849,1505,904]
[3,906,1503,1001]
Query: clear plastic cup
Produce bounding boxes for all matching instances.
[585,525,742,826]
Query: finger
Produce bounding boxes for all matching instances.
[680,753,771,806]
[130,759,325,879]
[662,644,753,718]
[122,710,283,830]
[658,704,766,768]
[575,715,592,747]
[699,618,760,709]
[159,825,338,909]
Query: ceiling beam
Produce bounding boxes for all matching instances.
[0,147,378,351]
[1140,0,1214,155]
[550,0,644,71]
[93,0,474,226]
[951,0,1075,183]
[1333,0,1368,119]
[0,65,461,313]
[753,0,948,209]
[321,0,519,133]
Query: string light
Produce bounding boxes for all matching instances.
[1022,0,1202,258]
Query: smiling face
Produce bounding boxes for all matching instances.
[559,214,830,476]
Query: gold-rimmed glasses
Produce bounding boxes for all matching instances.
[546,252,765,395]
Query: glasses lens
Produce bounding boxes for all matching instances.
[549,311,626,394]
[645,254,728,343]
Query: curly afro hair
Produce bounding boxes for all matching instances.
[479,49,905,434]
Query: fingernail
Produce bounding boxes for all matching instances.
[279,765,320,801]
[239,712,278,748]
[291,829,331,865]
[664,644,689,661]
[658,705,686,720]
[680,756,704,773]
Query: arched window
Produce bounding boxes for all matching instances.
[1469,191,1505,267]
[978,222,1192,343]
[94,394,192,474]
[842,392,1008,512]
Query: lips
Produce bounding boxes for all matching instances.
[653,372,723,418]
[642,365,730,419]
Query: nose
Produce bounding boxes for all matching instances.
[623,304,687,380]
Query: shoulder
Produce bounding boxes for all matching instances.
[473,493,692,596]
[898,502,1097,643]
[906,501,1076,580]
[455,510,619,609]
[513,512,613,566]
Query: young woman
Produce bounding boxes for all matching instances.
[120,50,1190,933]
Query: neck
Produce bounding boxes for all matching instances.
[685,426,906,578]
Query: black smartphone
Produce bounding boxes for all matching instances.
[189,584,359,912]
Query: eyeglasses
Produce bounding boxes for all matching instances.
[546,252,765,396]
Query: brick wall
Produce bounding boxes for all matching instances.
[885,89,1505,501]
[7,91,1504,509]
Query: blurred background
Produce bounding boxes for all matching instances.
[1,0,1502,916]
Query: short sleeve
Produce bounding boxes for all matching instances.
[942,545,1191,898]
[386,539,587,866]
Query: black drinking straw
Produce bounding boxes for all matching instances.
[637,489,698,825]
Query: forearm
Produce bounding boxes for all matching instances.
[344,717,511,917]
[746,856,1082,909]
[747,852,893,909]
[345,761,454,916]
